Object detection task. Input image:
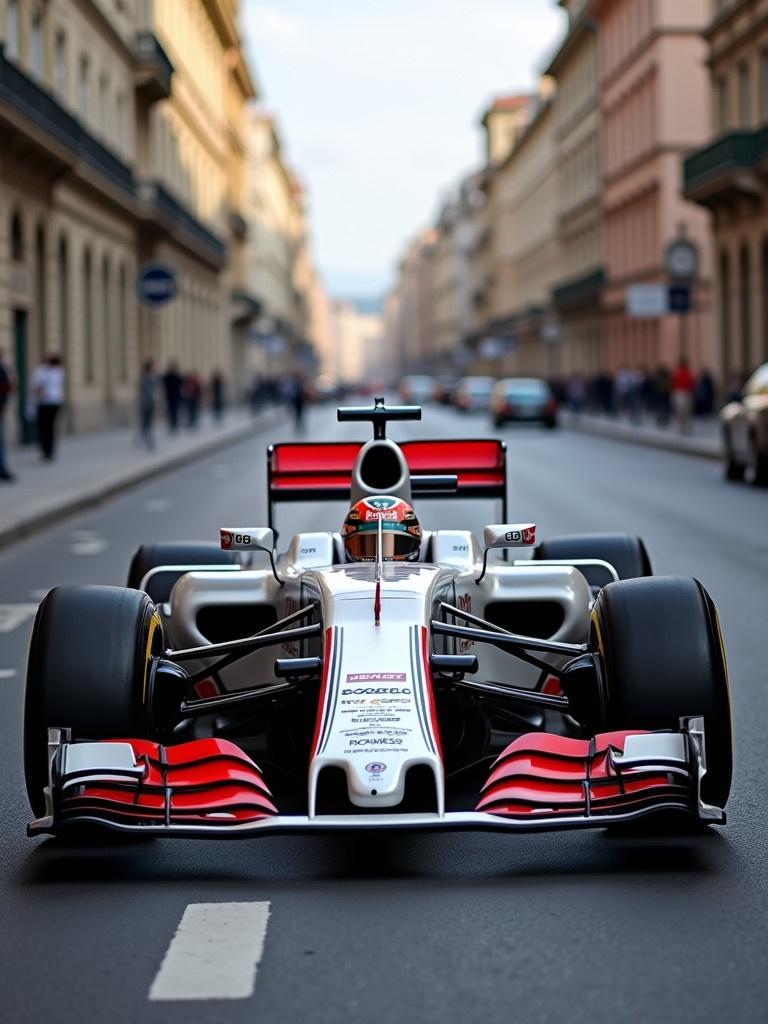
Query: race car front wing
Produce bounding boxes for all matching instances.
[28,717,724,837]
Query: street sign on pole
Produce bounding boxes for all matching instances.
[136,263,178,307]
[627,283,668,318]
[668,285,691,314]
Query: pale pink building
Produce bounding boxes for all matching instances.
[589,0,716,376]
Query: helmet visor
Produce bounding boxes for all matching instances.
[345,530,419,561]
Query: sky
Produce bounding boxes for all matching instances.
[241,1,567,300]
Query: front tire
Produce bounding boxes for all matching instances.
[593,576,732,807]
[723,427,745,482]
[24,586,163,817]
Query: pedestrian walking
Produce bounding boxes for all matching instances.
[653,365,672,426]
[286,374,307,431]
[138,359,157,449]
[671,356,695,434]
[210,370,225,422]
[0,347,16,481]
[162,362,184,432]
[184,371,203,428]
[31,353,65,460]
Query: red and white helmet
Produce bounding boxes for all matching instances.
[341,495,422,562]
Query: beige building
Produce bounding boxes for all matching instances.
[547,0,604,376]
[589,0,714,376]
[0,0,324,442]
[328,298,385,385]
[243,111,313,377]
[684,0,768,384]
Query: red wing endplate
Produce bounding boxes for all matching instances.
[58,738,277,827]
[477,731,691,817]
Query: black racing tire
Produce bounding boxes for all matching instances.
[127,542,237,602]
[593,576,732,808]
[24,586,164,817]
[534,533,652,581]
[723,427,745,482]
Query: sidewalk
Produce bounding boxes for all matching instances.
[0,405,283,550]
[562,409,722,459]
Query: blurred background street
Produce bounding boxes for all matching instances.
[1,0,768,1022]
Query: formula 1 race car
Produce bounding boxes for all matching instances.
[24,400,733,839]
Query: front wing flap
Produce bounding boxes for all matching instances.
[29,717,723,837]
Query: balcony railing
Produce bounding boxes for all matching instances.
[134,31,174,102]
[0,44,134,198]
[683,131,761,199]
[140,180,227,267]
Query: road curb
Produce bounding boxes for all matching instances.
[563,413,721,460]
[0,409,285,552]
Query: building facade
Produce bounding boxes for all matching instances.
[684,0,768,386]
[0,0,323,442]
[589,0,715,376]
[548,0,604,376]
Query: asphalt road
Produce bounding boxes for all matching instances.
[1,403,766,1024]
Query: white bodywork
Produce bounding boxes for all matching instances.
[161,530,593,814]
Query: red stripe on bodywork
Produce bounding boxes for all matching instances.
[310,627,334,759]
[420,626,443,760]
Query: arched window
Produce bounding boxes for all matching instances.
[82,248,94,384]
[10,210,24,262]
[102,255,112,401]
[719,249,731,379]
[739,243,752,375]
[35,225,46,356]
[118,263,128,382]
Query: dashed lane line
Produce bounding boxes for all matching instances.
[148,901,271,1001]
[0,669,18,679]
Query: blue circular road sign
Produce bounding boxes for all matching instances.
[136,263,178,307]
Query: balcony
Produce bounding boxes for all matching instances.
[134,32,174,103]
[138,180,227,269]
[552,268,605,311]
[683,131,763,206]
[0,44,134,199]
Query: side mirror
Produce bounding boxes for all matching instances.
[219,527,275,553]
[477,524,536,583]
[483,524,536,549]
[219,527,282,585]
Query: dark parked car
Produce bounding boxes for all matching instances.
[454,375,495,412]
[721,363,768,485]
[490,377,558,429]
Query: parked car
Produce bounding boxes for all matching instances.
[399,375,434,405]
[721,362,768,485]
[433,375,459,405]
[491,377,558,429]
[454,375,495,412]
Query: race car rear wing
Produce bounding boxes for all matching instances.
[266,439,508,530]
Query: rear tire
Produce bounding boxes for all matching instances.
[593,576,732,807]
[24,586,163,817]
[127,542,237,602]
[534,532,652,581]
[744,434,768,487]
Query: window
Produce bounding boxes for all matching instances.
[53,30,67,98]
[6,0,19,60]
[10,211,24,262]
[738,63,751,127]
[761,51,768,120]
[716,75,730,133]
[115,93,125,149]
[30,8,44,79]
[83,249,94,384]
[98,74,109,135]
[78,55,90,122]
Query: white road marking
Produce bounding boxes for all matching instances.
[145,498,171,512]
[0,669,18,679]
[69,531,108,556]
[148,901,271,1001]
[0,605,38,633]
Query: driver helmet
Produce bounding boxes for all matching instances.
[342,495,422,562]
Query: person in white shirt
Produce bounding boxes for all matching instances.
[31,354,65,460]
